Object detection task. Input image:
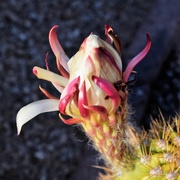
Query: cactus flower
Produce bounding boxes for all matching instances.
[16,25,151,176]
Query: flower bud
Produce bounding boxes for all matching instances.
[59,34,123,118]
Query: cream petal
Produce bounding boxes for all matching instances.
[33,66,68,87]
[16,99,59,135]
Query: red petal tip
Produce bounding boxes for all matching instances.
[32,67,38,75]
[50,25,59,31]
[105,25,113,33]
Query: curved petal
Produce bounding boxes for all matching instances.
[39,85,59,99]
[123,33,151,82]
[92,76,120,112]
[59,114,83,125]
[105,25,122,57]
[105,25,114,45]
[49,25,69,72]
[59,76,80,114]
[16,99,59,135]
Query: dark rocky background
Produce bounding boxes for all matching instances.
[0,0,179,179]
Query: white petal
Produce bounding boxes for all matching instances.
[16,99,59,135]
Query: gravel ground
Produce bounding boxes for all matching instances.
[0,0,179,180]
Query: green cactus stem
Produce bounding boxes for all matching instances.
[99,115,180,180]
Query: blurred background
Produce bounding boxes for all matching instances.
[0,0,179,179]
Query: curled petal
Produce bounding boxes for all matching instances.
[123,33,151,82]
[33,66,68,87]
[49,25,69,72]
[105,25,114,45]
[78,81,89,117]
[16,99,59,135]
[39,85,59,99]
[105,25,122,57]
[59,76,80,114]
[92,76,120,111]
[59,114,83,125]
